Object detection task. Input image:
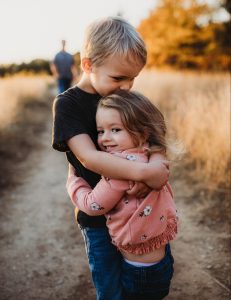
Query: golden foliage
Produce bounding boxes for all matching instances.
[138,0,231,70]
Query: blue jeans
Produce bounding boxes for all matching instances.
[57,78,72,93]
[80,226,123,300]
[121,244,174,300]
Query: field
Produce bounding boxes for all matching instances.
[0,75,54,190]
[0,73,230,299]
[134,70,230,191]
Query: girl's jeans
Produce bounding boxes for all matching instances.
[80,226,123,300]
[121,244,174,300]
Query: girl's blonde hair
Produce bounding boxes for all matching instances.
[81,16,147,67]
[98,90,167,155]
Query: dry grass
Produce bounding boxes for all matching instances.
[0,74,53,129]
[1,72,230,193]
[134,70,230,190]
[0,74,54,191]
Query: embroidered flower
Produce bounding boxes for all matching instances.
[126,154,137,161]
[140,234,147,241]
[124,198,129,204]
[90,202,104,211]
[139,205,152,217]
[163,186,168,192]
[160,215,165,222]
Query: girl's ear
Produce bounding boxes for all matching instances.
[142,129,149,143]
[136,132,148,147]
[139,130,149,147]
[81,58,92,73]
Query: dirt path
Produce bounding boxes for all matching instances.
[0,105,230,299]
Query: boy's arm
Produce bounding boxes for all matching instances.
[67,134,169,189]
[68,163,75,177]
[66,174,129,216]
[127,152,169,196]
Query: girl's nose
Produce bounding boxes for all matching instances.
[101,131,110,141]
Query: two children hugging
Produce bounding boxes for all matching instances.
[52,16,178,300]
[66,90,178,299]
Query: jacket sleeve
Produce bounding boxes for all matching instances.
[66,175,130,216]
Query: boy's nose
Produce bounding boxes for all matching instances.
[120,81,133,91]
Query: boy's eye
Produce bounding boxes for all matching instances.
[112,77,124,82]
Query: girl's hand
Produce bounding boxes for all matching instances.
[126,182,152,198]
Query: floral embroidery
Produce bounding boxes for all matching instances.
[163,186,168,192]
[160,215,165,222]
[126,154,137,161]
[90,202,104,211]
[140,234,147,241]
[139,205,152,217]
[124,198,129,204]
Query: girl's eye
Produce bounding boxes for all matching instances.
[112,128,121,133]
[97,130,104,135]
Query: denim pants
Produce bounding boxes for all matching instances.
[57,78,72,93]
[121,244,174,300]
[81,226,123,300]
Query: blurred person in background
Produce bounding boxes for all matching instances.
[50,39,77,93]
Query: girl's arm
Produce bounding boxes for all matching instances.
[67,134,169,190]
[66,174,129,216]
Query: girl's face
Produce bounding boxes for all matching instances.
[96,107,136,152]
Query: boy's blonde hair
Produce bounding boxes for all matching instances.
[81,17,147,67]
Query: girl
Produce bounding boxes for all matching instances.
[66,90,178,299]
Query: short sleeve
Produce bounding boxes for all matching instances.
[52,94,87,152]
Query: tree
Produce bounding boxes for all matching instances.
[138,0,230,70]
[219,0,231,51]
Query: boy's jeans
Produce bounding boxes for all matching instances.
[80,226,123,300]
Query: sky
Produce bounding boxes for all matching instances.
[1,0,229,65]
[0,0,156,64]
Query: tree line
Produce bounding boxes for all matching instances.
[0,59,52,77]
[138,0,231,70]
[0,53,81,78]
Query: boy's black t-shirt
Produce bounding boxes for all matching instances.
[52,86,106,228]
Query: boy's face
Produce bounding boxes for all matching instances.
[88,54,144,96]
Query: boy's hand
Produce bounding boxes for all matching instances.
[126,182,151,198]
[145,160,170,190]
[68,163,76,177]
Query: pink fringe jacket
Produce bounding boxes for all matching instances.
[66,148,178,255]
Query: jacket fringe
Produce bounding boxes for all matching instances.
[117,218,178,255]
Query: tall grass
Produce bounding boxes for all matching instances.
[0,75,53,129]
[134,70,230,190]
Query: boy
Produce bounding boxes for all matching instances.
[52,17,169,300]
